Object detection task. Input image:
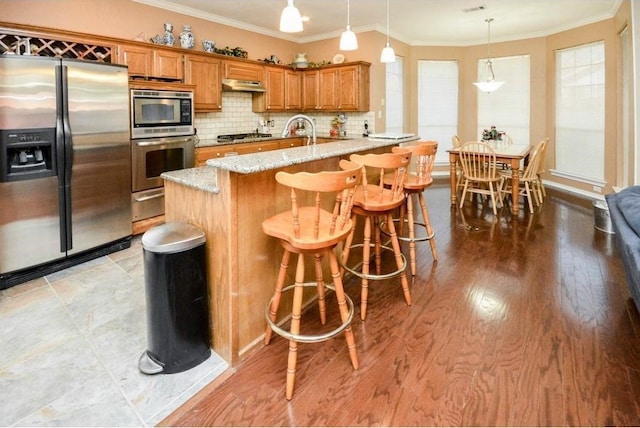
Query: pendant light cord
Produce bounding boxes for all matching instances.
[486,18,493,58]
[386,0,390,43]
[485,18,495,81]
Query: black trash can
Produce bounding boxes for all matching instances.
[138,221,211,375]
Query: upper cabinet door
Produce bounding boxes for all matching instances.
[284,70,302,111]
[153,49,183,80]
[302,69,320,111]
[118,44,152,78]
[264,66,285,110]
[185,55,222,111]
[318,68,338,110]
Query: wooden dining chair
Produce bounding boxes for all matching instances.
[500,139,545,213]
[262,159,362,399]
[534,137,550,200]
[451,135,465,192]
[458,141,505,215]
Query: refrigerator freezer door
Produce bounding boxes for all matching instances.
[63,60,132,256]
[0,57,65,273]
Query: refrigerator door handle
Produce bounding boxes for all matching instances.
[56,64,73,252]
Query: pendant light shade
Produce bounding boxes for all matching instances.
[339,0,358,51]
[380,0,395,63]
[280,0,303,33]
[473,18,504,93]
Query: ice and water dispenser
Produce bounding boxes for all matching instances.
[0,129,56,182]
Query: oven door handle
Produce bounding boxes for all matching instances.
[134,192,164,202]
[135,138,193,147]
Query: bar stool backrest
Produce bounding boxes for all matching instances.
[392,141,437,188]
[350,148,411,207]
[272,159,362,243]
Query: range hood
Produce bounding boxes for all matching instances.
[221,78,266,92]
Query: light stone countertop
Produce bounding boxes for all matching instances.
[162,136,420,193]
[195,134,350,147]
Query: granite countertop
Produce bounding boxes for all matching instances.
[163,135,420,193]
[195,134,351,147]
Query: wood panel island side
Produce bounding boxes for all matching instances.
[161,136,418,366]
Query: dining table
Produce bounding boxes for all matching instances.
[447,141,533,214]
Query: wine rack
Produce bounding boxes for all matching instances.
[0,33,112,62]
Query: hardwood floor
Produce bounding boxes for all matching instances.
[162,182,640,427]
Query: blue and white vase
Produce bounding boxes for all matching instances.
[163,23,175,46]
[179,25,195,49]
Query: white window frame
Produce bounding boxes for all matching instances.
[385,57,404,135]
[476,55,530,146]
[552,41,606,186]
[417,60,459,165]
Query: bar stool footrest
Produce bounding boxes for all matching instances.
[340,243,407,280]
[380,219,435,243]
[265,282,355,344]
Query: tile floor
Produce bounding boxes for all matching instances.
[0,236,228,427]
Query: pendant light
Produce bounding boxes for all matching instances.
[280,0,303,33]
[380,0,396,63]
[473,18,504,93]
[339,0,358,51]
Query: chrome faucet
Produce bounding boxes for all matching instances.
[281,114,317,145]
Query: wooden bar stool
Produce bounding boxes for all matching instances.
[382,142,438,276]
[340,149,412,321]
[262,159,362,400]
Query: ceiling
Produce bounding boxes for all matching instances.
[134,0,621,46]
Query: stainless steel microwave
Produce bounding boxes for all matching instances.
[130,89,194,139]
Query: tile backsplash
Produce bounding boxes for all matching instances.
[194,92,374,141]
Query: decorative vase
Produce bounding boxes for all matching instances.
[179,25,195,49]
[163,23,175,46]
[293,52,308,68]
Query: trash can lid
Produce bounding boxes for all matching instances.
[142,222,206,253]
[593,199,608,209]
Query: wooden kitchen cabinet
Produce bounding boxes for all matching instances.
[302,62,369,112]
[337,63,369,111]
[235,140,280,154]
[279,138,304,148]
[303,68,337,111]
[118,43,151,78]
[153,48,183,80]
[185,54,222,111]
[284,69,302,110]
[195,145,240,166]
[118,43,183,80]
[302,69,320,110]
[253,67,302,112]
[223,60,263,81]
[318,67,339,110]
[195,138,313,166]
[254,66,285,111]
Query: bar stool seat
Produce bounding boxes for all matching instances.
[262,159,362,400]
[381,142,438,276]
[340,149,412,321]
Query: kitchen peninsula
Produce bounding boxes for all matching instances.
[162,136,418,365]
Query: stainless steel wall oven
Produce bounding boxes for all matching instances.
[130,89,195,222]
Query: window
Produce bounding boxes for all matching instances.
[554,41,605,184]
[477,55,530,145]
[417,60,459,164]
[385,57,404,135]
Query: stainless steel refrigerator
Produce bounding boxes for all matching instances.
[0,55,132,289]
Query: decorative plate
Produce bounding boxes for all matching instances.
[332,53,345,64]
